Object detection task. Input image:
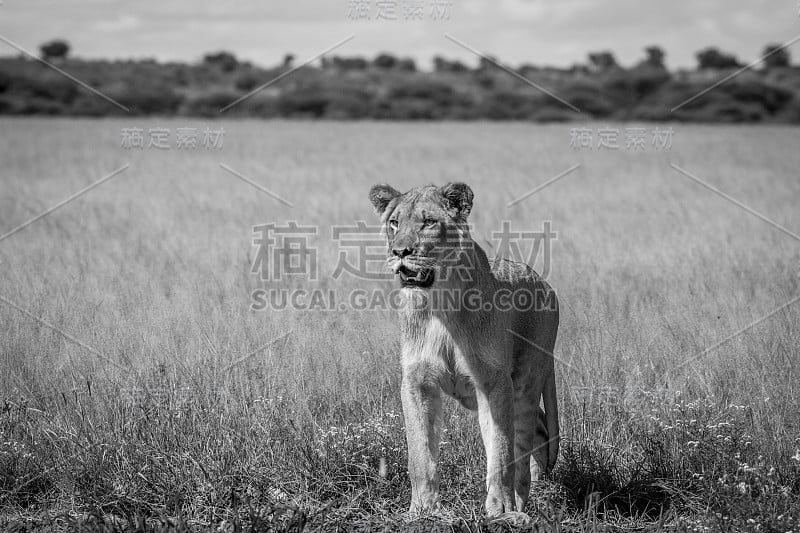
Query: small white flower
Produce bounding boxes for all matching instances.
[268,486,289,501]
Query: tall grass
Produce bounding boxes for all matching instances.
[1,119,798,530]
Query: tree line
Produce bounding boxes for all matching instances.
[0,39,797,122]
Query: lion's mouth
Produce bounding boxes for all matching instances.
[397,265,435,288]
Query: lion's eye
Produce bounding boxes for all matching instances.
[423,218,438,227]
[388,220,399,232]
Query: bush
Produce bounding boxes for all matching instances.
[0,96,15,113]
[397,58,416,72]
[373,53,398,69]
[329,56,368,70]
[235,72,260,92]
[374,97,437,119]
[763,44,790,69]
[324,87,375,119]
[39,39,69,60]
[389,79,454,103]
[70,95,119,116]
[559,84,616,117]
[203,51,238,72]
[115,83,184,115]
[529,107,581,122]
[478,90,539,119]
[696,47,742,69]
[183,91,240,117]
[242,96,281,118]
[605,66,671,101]
[693,100,766,122]
[773,93,800,122]
[722,80,793,113]
[0,70,11,93]
[24,72,79,104]
[277,89,329,118]
[381,79,474,119]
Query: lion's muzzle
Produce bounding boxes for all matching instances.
[397,264,435,288]
[387,256,436,288]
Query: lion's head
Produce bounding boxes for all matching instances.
[368,183,474,288]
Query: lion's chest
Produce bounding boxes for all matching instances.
[404,313,461,363]
[402,313,480,408]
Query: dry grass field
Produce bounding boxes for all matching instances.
[1,118,799,531]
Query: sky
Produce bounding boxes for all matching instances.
[0,0,798,70]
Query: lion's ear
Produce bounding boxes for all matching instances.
[369,184,401,215]
[440,182,474,220]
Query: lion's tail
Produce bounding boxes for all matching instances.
[543,368,559,474]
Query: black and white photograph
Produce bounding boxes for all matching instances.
[1,1,799,531]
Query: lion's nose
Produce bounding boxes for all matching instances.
[392,246,413,258]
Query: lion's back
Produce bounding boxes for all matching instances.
[490,257,558,313]
[490,257,544,286]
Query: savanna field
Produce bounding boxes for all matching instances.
[1,118,799,531]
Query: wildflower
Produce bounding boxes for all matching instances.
[268,486,289,501]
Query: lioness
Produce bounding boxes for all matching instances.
[368,182,559,517]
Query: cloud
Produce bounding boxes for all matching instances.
[92,14,142,33]
[0,0,797,69]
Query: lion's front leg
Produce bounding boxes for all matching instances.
[476,372,516,516]
[401,363,443,514]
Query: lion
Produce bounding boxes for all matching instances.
[368,182,559,517]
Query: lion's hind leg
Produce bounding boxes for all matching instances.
[512,386,549,511]
[510,314,558,511]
